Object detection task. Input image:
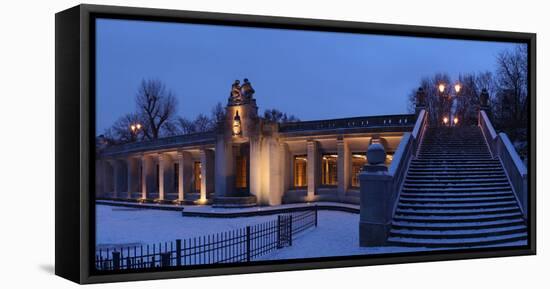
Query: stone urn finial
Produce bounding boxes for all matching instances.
[480,88,489,108]
[416,87,426,107]
[367,143,386,165]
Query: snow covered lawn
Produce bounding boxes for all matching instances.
[96,204,431,259]
[96,205,274,248]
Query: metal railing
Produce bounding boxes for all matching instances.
[95,208,318,271]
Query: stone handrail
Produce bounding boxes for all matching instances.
[359,109,428,246]
[279,113,416,133]
[479,110,528,217]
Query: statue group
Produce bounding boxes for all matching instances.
[229,78,255,105]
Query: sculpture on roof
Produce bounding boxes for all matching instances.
[228,78,255,106]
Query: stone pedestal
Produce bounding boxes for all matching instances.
[359,143,392,246]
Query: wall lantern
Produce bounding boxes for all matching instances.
[232,110,242,136]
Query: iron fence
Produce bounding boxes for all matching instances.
[95,207,318,271]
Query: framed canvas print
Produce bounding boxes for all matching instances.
[55,4,536,284]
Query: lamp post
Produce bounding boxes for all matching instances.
[437,81,461,127]
[130,123,142,141]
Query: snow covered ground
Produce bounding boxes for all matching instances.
[96,204,427,258]
[96,205,274,248]
[96,204,523,261]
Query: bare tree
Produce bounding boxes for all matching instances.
[494,44,528,128]
[177,117,196,134]
[135,79,178,140]
[263,108,300,123]
[193,113,214,132]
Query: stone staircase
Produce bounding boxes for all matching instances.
[387,126,527,247]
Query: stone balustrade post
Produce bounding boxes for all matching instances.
[359,143,392,246]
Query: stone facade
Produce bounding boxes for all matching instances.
[96,79,416,206]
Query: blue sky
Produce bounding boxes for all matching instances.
[96,18,520,133]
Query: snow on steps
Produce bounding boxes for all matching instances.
[387,126,527,248]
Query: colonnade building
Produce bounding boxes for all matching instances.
[96,79,416,207]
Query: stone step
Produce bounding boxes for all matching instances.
[421,146,488,149]
[414,156,494,162]
[393,211,523,223]
[389,225,527,239]
[411,160,500,165]
[391,218,525,230]
[405,174,507,180]
[395,206,519,216]
[417,155,492,158]
[421,142,486,144]
[408,168,503,174]
[403,182,510,189]
[401,188,513,198]
[387,232,527,247]
[398,200,518,210]
[404,177,508,184]
[416,157,493,161]
[402,186,512,193]
[409,164,501,168]
[399,195,516,204]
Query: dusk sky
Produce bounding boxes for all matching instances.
[96,18,520,134]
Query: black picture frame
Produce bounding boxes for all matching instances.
[55,4,536,284]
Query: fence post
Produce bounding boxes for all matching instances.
[112,251,121,270]
[246,226,251,262]
[176,239,182,266]
[289,215,293,246]
[277,215,282,248]
[314,205,318,227]
[161,252,171,267]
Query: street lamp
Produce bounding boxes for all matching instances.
[437,81,462,127]
[454,83,462,94]
[130,122,142,141]
[438,83,446,93]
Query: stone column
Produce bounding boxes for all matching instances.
[96,160,104,198]
[306,140,318,201]
[126,157,138,199]
[158,154,166,201]
[140,155,151,200]
[337,138,350,200]
[200,149,215,201]
[177,151,193,202]
[279,142,290,201]
[249,137,261,200]
[215,136,234,198]
[103,160,113,196]
[111,160,122,198]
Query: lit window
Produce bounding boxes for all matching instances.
[321,154,338,186]
[293,155,307,188]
